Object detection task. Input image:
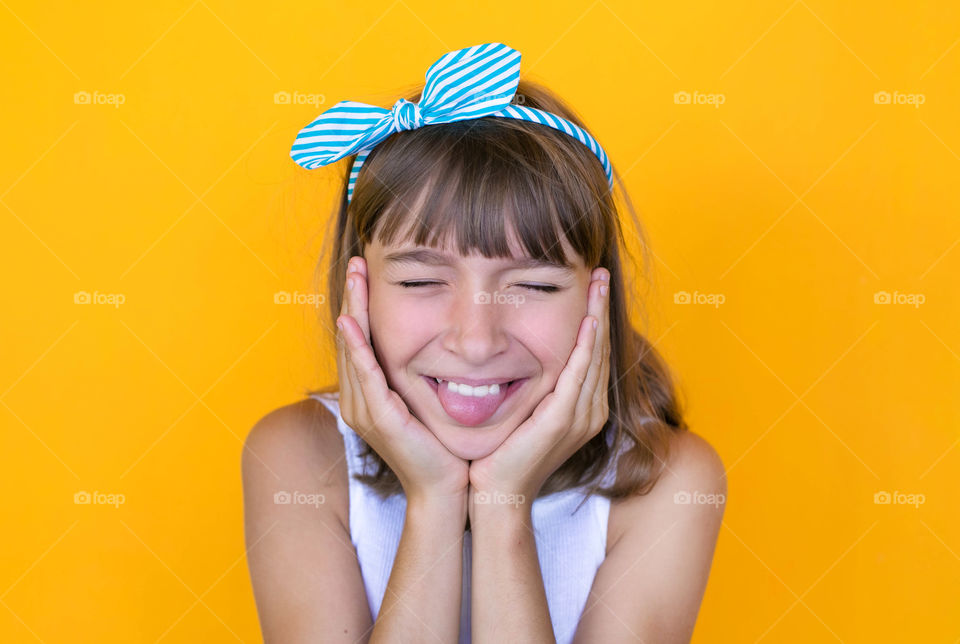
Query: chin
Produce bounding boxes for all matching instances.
[429,425,512,461]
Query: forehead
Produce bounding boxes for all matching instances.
[369,231,584,273]
[365,174,590,272]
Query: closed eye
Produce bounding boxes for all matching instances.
[398,281,560,293]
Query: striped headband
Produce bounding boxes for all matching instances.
[289,42,613,204]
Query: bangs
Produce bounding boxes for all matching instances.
[352,118,607,269]
[319,80,684,503]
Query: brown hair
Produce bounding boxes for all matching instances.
[304,79,688,503]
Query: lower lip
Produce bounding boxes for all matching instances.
[423,376,528,427]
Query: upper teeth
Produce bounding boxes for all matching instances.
[434,378,507,397]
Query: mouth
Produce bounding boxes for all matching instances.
[422,375,529,427]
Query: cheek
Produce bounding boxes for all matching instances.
[519,305,582,371]
[368,292,434,364]
[367,287,585,373]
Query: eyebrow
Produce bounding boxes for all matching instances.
[382,248,573,271]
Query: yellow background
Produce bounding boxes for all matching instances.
[2,1,958,641]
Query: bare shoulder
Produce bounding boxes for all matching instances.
[608,429,727,551]
[241,398,372,642]
[656,429,727,499]
[575,430,727,642]
[242,397,349,529]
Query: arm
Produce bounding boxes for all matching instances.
[572,430,727,643]
[470,496,556,643]
[242,399,467,643]
[467,269,613,644]
[242,400,373,643]
[372,494,467,644]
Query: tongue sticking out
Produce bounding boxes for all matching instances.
[437,381,510,427]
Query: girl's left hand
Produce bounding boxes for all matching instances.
[468,267,611,507]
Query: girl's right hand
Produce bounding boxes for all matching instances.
[335,255,470,504]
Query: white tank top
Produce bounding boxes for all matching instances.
[310,391,621,644]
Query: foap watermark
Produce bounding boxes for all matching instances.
[474,290,525,308]
[74,490,126,507]
[874,290,924,308]
[674,290,725,308]
[673,490,725,508]
[674,90,725,108]
[273,490,326,507]
[274,91,326,107]
[275,291,326,307]
[874,490,925,508]
[461,90,526,106]
[473,490,526,508]
[74,90,126,108]
[74,290,126,308]
[873,90,925,108]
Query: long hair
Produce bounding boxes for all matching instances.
[304,79,688,502]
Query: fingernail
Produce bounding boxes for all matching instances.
[600,284,608,296]
[347,277,354,291]
[336,318,344,330]
[592,318,598,330]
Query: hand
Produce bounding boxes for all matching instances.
[467,267,611,511]
[336,255,470,503]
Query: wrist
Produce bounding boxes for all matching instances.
[406,490,468,525]
[468,487,534,526]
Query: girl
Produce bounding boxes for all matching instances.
[243,42,726,643]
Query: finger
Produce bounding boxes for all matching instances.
[596,270,611,428]
[574,271,608,428]
[339,314,372,424]
[337,262,360,421]
[346,256,372,346]
[337,312,394,430]
[339,260,350,319]
[591,338,610,434]
[547,312,597,430]
[599,272,613,406]
[596,267,611,393]
[590,314,611,435]
[336,313,362,428]
[583,271,608,392]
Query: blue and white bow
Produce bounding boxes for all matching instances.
[289,42,613,203]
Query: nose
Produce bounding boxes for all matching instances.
[440,285,510,363]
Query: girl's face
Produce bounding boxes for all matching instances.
[363,231,594,461]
